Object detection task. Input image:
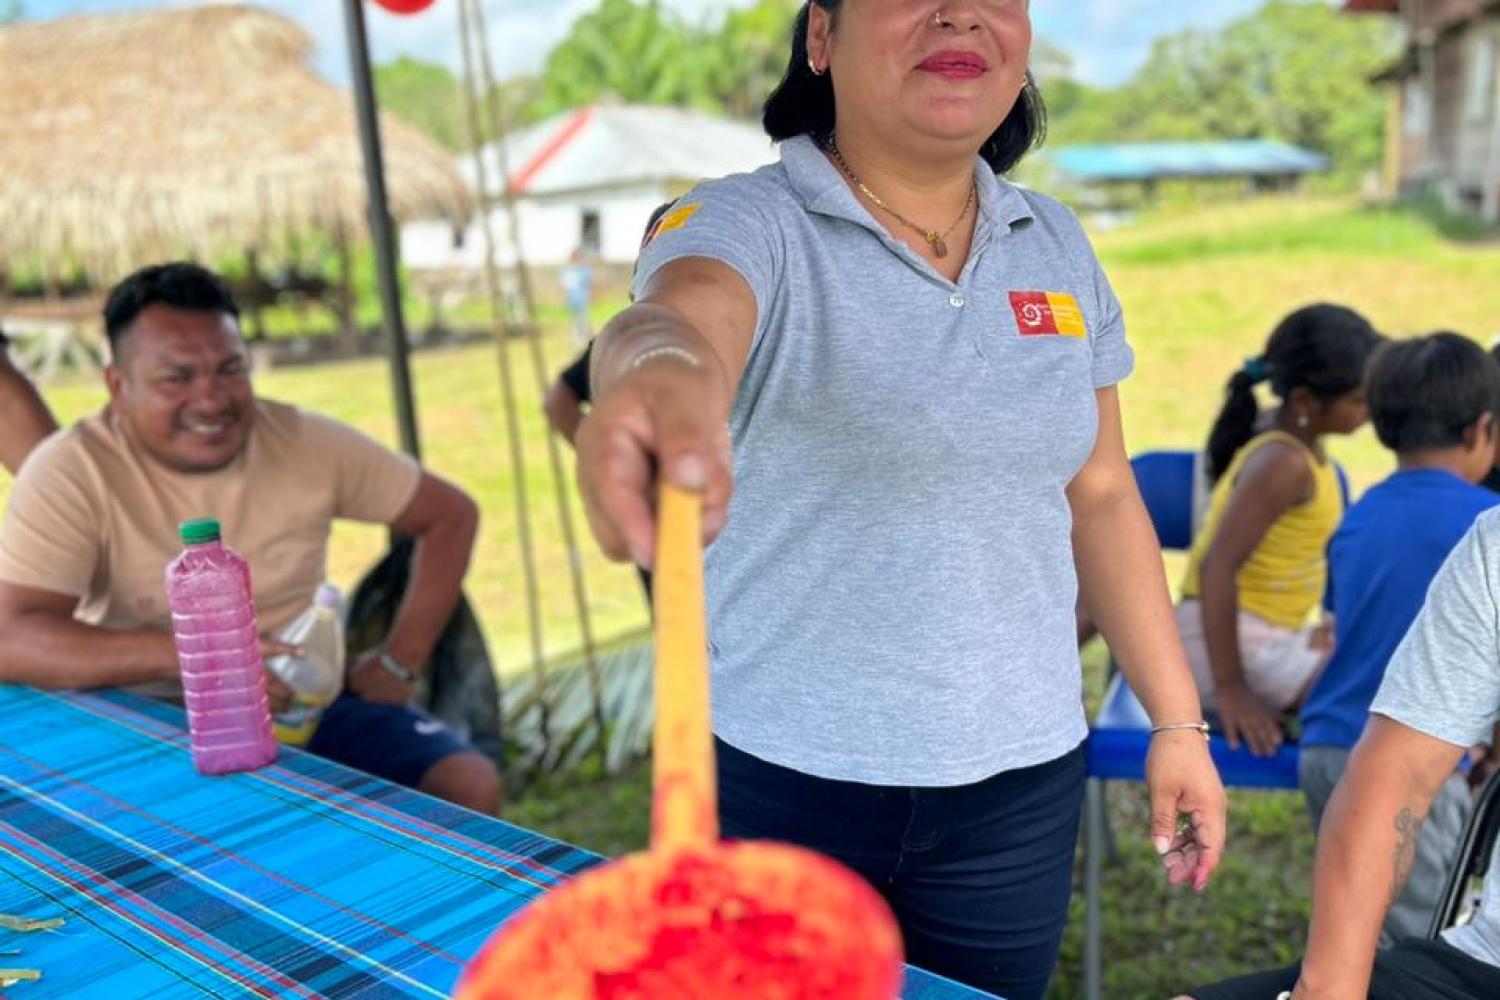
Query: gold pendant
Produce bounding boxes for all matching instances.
[928,232,947,258]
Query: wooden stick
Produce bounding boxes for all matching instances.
[650,483,716,852]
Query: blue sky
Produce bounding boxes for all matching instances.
[24,0,1272,87]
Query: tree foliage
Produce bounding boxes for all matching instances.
[701,0,801,120]
[1045,0,1400,176]
[528,0,711,120]
[371,0,1395,181]
[374,57,468,151]
[372,1,797,140]
[528,0,798,122]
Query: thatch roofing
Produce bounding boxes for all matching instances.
[0,4,472,283]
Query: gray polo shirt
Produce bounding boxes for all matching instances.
[1372,510,1500,968]
[634,135,1134,786]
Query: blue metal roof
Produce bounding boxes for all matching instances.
[1047,140,1331,183]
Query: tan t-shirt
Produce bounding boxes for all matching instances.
[0,399,421,682]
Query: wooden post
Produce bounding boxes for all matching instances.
[335,227,359,356]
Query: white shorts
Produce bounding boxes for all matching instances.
[1175,599,1327,714]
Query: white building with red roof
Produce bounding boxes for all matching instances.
[402,103,777,272]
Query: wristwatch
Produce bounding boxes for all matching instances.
[376,651,418,684]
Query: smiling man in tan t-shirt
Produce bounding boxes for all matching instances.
[0,262,499,814]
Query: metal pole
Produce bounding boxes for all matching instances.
[341,0,422,460]
[1084,776,1104,1000]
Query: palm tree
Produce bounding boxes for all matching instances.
[533,0,718,119]
[705,0,800,120]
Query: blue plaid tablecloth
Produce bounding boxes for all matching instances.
[0,687,990,998]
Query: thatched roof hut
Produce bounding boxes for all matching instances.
[0,4,471,284]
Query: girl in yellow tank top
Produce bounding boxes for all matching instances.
[1177,304,1382,757]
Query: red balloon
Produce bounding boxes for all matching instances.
[371,0,436,14]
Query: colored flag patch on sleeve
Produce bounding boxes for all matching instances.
[644,203,702,246]
[1008,291,1088,339]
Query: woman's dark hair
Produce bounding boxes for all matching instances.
[763,1,1047,175]
[1367,332,1500,454]
[104,261,240,351]
[1205,303,1382,483]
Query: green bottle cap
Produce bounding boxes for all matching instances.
[179,518,222,545]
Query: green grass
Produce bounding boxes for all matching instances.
[5,192,1499,997]
[504,756,651,860]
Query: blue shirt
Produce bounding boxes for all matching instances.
[559,264,592,311]
[1301,468,1500,749]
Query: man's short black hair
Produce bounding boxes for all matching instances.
[1367,332,1500,453]
[103,262,240,351]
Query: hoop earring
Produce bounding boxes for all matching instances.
[808,57,824,77]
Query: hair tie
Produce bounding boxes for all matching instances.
[1242,356,1269,385]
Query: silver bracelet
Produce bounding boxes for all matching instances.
[1150,721,1211,740]
[377,651,417,684]
[630,345,702,371]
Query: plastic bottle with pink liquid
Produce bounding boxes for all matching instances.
[165,518,278,775]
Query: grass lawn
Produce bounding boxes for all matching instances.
[5,193,1498,997]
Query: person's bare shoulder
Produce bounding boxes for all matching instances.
[1232,438,1316,507]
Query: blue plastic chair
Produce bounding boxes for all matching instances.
[1129,449,1199,550]
[1081,448,1325,1000]
[1128,448,1351,550]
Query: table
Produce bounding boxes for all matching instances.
[0,687,991,999]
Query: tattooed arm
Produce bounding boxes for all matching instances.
[1291,716,1467,999]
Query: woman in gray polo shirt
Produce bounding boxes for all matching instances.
[578,2,1226,996]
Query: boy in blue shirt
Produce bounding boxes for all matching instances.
[1299,331,1500,944]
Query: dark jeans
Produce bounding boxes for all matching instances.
[716,737,1086,1000]
[1189,938,1500,1000]
[306,694,470,788]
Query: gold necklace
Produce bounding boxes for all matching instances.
[826,140,975,259]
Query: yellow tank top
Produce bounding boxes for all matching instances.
[1180,431,1342,630]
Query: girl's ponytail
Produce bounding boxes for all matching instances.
[1206,359,1269,484]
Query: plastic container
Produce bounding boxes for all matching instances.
[165,518,277,775]
[267,582,346,745]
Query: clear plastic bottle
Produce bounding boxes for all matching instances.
[267,582,346,746]
[165,518,278,776]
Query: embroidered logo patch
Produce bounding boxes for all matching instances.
[1008,291,1087,340]
[644,202,702,245]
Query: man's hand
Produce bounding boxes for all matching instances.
[348,650,413,706]
[256,635,304,714]
[262,669,294,714]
